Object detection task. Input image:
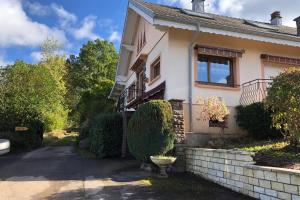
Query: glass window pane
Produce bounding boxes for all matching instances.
[210,58,231,84]
[197,57,208,82]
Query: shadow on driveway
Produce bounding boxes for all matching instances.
[0,146,254,200]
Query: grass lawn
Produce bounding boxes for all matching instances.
[43,130,79,146]
[219,139,300,169]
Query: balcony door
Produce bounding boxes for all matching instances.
[137,70,145,97]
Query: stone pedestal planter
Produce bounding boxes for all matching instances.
[150,156,177,178]
[0,139,10,155]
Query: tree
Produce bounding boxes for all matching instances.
[0,39,69,131]
[266,67,300,147]
[0,61,60,130]
[40,38,67,99]
[38,38,68,130]
[66,39,118,91]
[76,79,115,123]
[65,39,118,125]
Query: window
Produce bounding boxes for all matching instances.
[127,83,136,103]
[150,57,161,82]
[137,70,145,97]
[197,55,234,87]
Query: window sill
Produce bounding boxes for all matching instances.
[149,75,161,86]
[194,82,240,91]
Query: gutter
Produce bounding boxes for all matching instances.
[188,23,200,133]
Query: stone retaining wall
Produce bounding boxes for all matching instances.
[186,148,300,200]
[172,144,187,172]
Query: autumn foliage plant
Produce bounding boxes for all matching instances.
[196,97,230,133]
[196,97,230,122]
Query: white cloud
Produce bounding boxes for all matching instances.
[30,50,67,63]
[157,0,300,27]
[0,0,67,47]
[25,1,51,16]
[109,31,121,42]
[30,51,42,63]
[158,0,192,9]
[51,3,77,28]
[73,16,101,40]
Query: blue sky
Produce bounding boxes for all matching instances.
[0,0,299,66]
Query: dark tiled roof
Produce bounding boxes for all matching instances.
[131,0,300,42]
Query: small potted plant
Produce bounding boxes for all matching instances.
[150,155,177,178]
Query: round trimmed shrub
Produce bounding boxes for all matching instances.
[89,113,123,158]
[127,100,175,163]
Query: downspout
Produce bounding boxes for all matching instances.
[188,23,200,133]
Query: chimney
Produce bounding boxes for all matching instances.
[192,0,205,13]
[294,16,300,36]
[270,11,282,26]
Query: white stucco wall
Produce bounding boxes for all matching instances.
[263,63,285,79]
[165,28,300,136]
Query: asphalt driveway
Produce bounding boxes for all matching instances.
[0,146,253,200]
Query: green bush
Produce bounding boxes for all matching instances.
[236,102,281,140]
[0,119,44,151]
[89,113,123,158]
[0,105,45,151]
[76,79,116,124]
[0,61,68,132]
[127,100,175,163]
[265,68,300,146]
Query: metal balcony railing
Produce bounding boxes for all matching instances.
[117,87,144,111]
[239,79,273,106]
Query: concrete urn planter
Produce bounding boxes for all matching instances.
[0,139,10,155]
[150,156,177,178]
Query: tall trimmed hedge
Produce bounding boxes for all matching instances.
[236,102,281,139]
[89,113,123,158]
[127,100,175,163]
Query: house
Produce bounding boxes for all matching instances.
[109,0,300,146]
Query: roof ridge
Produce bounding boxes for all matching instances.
[140,0,296,30]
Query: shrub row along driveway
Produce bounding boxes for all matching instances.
[0,146,253,200]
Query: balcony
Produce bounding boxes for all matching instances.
[239,79,273,106]
[117,87,143,111]
[117,81,166,111]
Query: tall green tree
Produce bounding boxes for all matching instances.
[0,39,69,131]
[38,38,68,130]
[0,61,60,130]
[66,39,118,91]
[66,39,118,125]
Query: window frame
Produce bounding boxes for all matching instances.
[127,82,136,103]
[196,54,235,87]
[149,57,161,84]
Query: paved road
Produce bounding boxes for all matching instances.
[0,146,253,200]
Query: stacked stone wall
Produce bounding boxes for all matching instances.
[186,148,300,200]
